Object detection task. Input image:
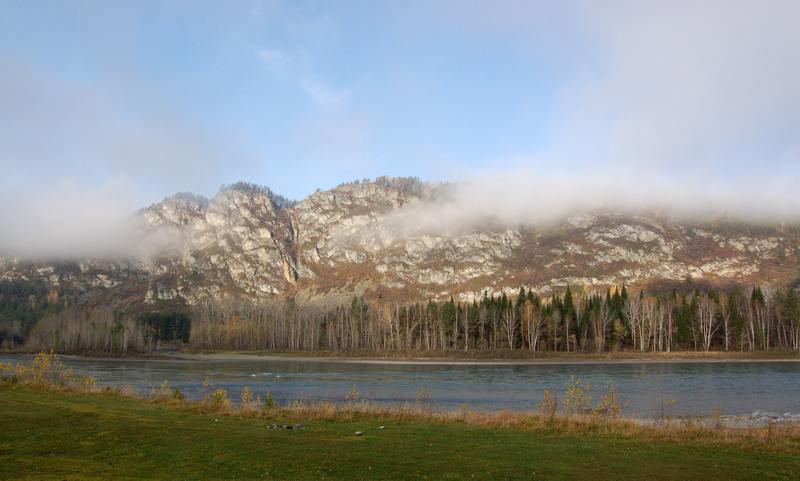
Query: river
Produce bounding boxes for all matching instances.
[2,354,799,417]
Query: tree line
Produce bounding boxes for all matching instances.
[11,283,800,354]
[188,285,800,354]
[24,308,190,354]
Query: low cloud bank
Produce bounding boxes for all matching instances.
[370,168,800,239]
[0,181,178,261]
[3,167,800,260]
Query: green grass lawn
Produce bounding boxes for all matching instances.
[1,386,798,481]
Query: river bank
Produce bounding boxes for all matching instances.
[3,352,800,429]
[168,350,800,365]
[5,347,799,365]
[3,351,799,418]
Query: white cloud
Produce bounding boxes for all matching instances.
[300,78,350,106]
[257,48,288,72]
[562,0,800,172]
[344,165,800,245]
[434,0,800,175]
[257,47,349,107]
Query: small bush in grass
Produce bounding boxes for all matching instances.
[172,388,185,401]
[209,388,231,410]
[539,389,558,420]
[263,392,275,409]
[150,380,172,400]
[239,386,262,412]
[562,377,592,416]
[241,386,253,404]
[15,351,75,386]
[416,386,431,405]
[79,374,97,391]
[119,385,139,399]
[201,377,211,399]
[713,405,723,431]
[593,383,622,418]
[658,398,677,423]
[344,385,360,402]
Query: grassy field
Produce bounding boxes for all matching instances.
[1,386,799,481]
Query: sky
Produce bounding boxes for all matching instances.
[1,0,800,257]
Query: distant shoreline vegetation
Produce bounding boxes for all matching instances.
[2,280,800,356]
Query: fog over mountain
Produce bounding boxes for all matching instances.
[369,170,800,241]
[2,168,799,261]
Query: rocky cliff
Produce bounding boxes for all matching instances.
[2,178,799,307]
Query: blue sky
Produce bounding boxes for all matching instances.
[1,1,565,200]
[1,0,799,208]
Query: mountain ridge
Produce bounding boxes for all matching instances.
[2,177,799,311]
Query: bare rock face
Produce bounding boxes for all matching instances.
[3,179,799,306]
[139,187,299,302]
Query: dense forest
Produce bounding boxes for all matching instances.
[12,283,800,355]
[0,280,63,348]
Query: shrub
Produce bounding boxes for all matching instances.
[344,385,361,403]
[201,377,211,400]
[562,377,592,416]
[658,398,677,422]
[593,383,622,418]
[79,374,98,391]
[241,386,253,404]
[713,405,723,431]
[416,386,431,405]
[209,388,231,410]
[263,392,275,409]
[14,351,75,386]
[150,380,172,400]
[539,389,558,419]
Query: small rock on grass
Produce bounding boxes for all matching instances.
[268,424,305,430]
[354,431,363,436]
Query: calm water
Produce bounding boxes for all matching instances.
[3,354,799,417]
